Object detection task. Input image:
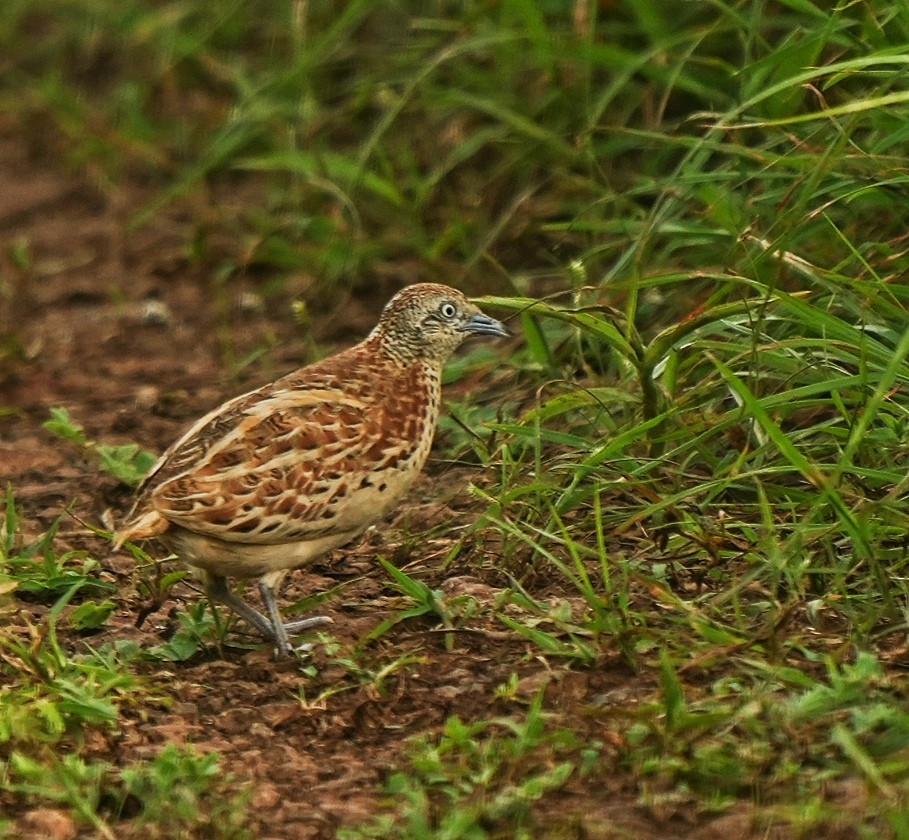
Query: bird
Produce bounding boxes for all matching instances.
[115,283,509,655]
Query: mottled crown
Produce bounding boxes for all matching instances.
[369,283,506,367]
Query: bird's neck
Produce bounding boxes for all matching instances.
[365,330,437,371]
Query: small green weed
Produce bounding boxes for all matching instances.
[1,486,114,602]
[126,539,190,628]
[144,601,219,662]
[4,745,251,840]
[117,744,251,839]
[67,598,117,631]
[44,407,156,487]
[5,752,116,839]
[0,589,137,747]
[341,694,581,840]
[298,642,427,707]
[621,650,909,828]
[363,558,454,646]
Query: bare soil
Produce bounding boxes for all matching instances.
[0,124,800,840]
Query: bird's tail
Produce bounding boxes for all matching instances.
[113,509,169,550]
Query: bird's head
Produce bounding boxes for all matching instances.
[372,283,510,366]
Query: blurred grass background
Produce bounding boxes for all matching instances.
[5,2,909,300]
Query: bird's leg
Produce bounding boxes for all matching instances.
[204,573,330,657]
[204,575,281,646]
[257,580,291,655]
[257,581,332,655]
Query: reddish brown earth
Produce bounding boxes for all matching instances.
[0,125,822,840]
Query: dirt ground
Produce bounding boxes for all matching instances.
[1,125,798,840]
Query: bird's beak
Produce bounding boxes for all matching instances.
[459,313,511,338]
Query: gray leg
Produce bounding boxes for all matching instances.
[204,575,331,657]
[205,575,278,643]
[258,581,292,655]
[258,581,333,648]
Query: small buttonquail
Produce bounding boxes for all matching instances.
[115,283,509,654]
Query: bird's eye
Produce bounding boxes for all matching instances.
[439,302,458,319]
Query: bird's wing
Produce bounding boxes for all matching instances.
[133,389,254,499]
[143,371,429,544]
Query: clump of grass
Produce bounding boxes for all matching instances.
[620,651,909,833]
[341,693,585,840]
[5,745,250,840]
[116,744,251,840]
[409,0,909,832]
[0,494,250,837]
[1,485,114,606]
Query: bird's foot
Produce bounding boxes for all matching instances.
[258,581,334,658]
[271,615,333,658]
[284,614,333,633]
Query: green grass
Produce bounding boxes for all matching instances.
[339,693,583,840]
[5,0,909,837]
[0,496,251,837]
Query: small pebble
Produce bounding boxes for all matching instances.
[140,298,173,327]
